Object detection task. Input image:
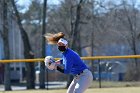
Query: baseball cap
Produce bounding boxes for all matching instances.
[57,38,68,45]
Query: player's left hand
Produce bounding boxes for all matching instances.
[44,56,56,70]
[47,62,56,70]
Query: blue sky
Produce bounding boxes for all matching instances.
[17,0,61,5]
[17,0,62,13]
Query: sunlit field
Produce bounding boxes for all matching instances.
[1,87,140,93]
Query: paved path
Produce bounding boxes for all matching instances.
[0,82,67,91]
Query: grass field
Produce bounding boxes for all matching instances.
[90,81,140,88]
[1,87,140,93]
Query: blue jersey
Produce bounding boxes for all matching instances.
[61,48,88,75]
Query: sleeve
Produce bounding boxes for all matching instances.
[59,59,63,64]
[56,66,64,73]
[63,55,74,74]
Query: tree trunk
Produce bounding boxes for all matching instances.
[2,0,11,90]
[11,0,35,89]
[91,0,96,79]
[71,0,83,51]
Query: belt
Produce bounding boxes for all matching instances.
[76,69,88,76]
[77,71,83,75]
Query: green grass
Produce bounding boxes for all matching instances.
[1,87,140,93]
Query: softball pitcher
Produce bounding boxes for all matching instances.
[44,38,93,93]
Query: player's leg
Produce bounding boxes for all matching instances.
[74,69,93,93]
[67,77,78,93]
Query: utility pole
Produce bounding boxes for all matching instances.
[40,0,47,89]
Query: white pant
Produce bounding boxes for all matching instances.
[67,69,93,93]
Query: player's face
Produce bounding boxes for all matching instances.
[57,42,67,52]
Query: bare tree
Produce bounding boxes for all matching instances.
[11,0,35,89]
[71,0,83,52]
[2,0,11,90]
[114,0,140,80]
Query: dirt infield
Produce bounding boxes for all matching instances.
[1,87,140,93]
